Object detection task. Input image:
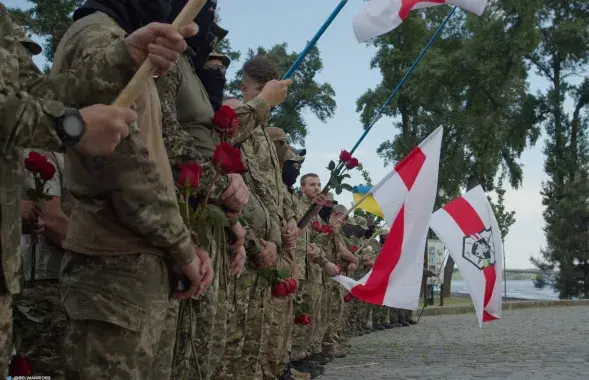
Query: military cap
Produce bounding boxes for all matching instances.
[327,192,334,201]
[366,218,376,227]
[12,24,42,56]
[267,127,286,142]
[356,216,369,230]
[210,22,231,67]
[284,146,304,163]
[333,204,347,214]
[209,51,231,68]
[346,217,358,226]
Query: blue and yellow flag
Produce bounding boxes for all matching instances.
[352,185,384,218]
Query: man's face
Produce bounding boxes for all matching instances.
[302,176,321,199]
[330,211,345,225]
[240,80,264,103]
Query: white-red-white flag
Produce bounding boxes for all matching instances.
[353,0,488,42]
[429,185,503,327]
[333,127,442,310]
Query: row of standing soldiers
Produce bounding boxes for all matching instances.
[1,0,416,379]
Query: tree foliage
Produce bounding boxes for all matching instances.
[227,44,336,144]
[356,1,543,295]
[8,0,82,69]
[527,1,589,299]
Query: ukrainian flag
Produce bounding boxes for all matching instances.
[352,185,384,218]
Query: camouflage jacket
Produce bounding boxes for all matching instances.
[155,56,229,201]
[50,12,195,265]
[299,195,328,284]
[285,189,308,281]
[0,4,104,294]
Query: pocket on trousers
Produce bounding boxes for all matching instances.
[62,286,144,332]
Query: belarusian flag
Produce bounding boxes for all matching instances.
[353,0,488,42]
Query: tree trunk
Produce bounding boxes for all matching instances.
[442,256,454,297]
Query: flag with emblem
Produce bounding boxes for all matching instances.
[333,127,442,309]
[353,0,488,42]
[429,185,503,327]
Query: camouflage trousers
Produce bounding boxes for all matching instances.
[60,251,178,380]
[322,285,344,354]
[388,308,399,324]
[357,301,371,329]
[373,306,389,326]
[260,293,293,379]
[339,297,353,346]
[290,282,322,361]
[172,243,230,380]
[309,283,331,355]
[216,269,270,380]
[0,294,11,377]
[16,280,67,377]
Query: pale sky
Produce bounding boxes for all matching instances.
[10,0,581,269]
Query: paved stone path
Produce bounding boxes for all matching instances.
[319,306,589,380]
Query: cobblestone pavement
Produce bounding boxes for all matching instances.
[319,306,589,380]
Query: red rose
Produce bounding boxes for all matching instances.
[38,161,56,180]
[9,354,32,376]
[271,281,289,297]
[343,293,354,303]
[345,157,359,169]
[336,264,342,273]
[212,143,248,174]
[177,162,203,189]
[311,221,323,232]
[350,245,358,253]
[212,105,240,136]
[24,151,48,173]
[339,150,352,162]
[295,313,311,325]
[285,278,298,294]
[322,225,333,235]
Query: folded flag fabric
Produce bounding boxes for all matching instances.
[429,185,503,327]
[352,185,384,218]
[333,127,443,310]
[353,0,489,42]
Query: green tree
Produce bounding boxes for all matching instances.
[489,173,516,240]
[527,1,589,299]
[227,44,336,144]
[356,2,542,296]
[9,0,82,69]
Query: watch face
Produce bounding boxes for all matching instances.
[63,115,84,138]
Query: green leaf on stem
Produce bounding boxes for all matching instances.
[341,183,354,192]
[327,160,336,171]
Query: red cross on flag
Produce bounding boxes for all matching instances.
[353,0,488,42]
[429,185,503,327]
[333,127,442,310]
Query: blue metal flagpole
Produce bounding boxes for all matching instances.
[297,6,458,229]
[347,6,457,155]
[281,0,349,80]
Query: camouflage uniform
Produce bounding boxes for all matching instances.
[322,231,345,357]
[51,12,216,379]
[17,151,70,377]
[0,5,109,375]
[156,53,232,380]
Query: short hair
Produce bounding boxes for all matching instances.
[300,173,319,186]
[242,55,280,85]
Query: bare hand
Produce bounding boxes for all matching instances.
[231,222,246,248]
[31,217,46,243]
[312,194,328,206]
[196,248,214,297]
[281,219,299,249]
[347,262,357,275]
[256,240,277,268]
[174,253,202,300]
[76,105,137,156]
[257,79,293,107]
[20,200,41,225]
[125,22,198,74]
[230,245,246,277]
[330,218,342,232]
[307,244,319,261]
[220,174,249,216]
[323,262,341,277]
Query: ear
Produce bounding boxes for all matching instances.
[240,82,247,95]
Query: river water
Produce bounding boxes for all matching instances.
[450,279,559,300]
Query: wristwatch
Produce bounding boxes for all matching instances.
[55,107,86,148]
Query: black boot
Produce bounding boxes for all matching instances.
[310,352,329,365]
[279,363,295,380]
[374,323,386,330]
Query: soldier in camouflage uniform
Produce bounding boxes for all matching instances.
[49,2,220,378]
[215,56,294,380]
[322,204,358,360]
[349,217,374,334]
[156,2,248,378]
[0,3,187,376]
